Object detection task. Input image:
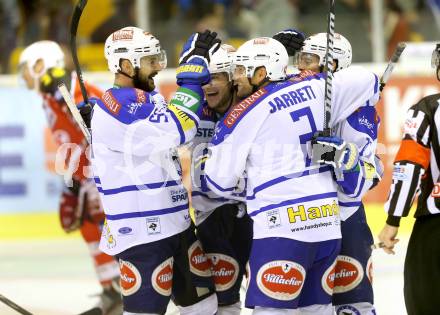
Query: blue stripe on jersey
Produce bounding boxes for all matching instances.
[374,74,379,94]
[192,191,230,203]
[339,201,362,207]
[94,177,101,184]
[105,204,188,220]
[167,108,186,144]
[247,166,332,201]
[97,180,180,195]
[354,176,366,198]
[205,174,236,192]
[249,192,338,217]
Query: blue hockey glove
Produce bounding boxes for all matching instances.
[179,30,221,65]
[312,135,359,172]
[176,56,211,86]
[77,98,99,128]
[273,28,306,57]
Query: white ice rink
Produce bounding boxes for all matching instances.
[0,238,408,315]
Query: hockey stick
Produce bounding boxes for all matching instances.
[71,0,89,105]
[58,83,91,143]
[379,42,406,91]
[0,294,33,315]
[323,0,336,134]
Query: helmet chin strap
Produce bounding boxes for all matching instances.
[117,67,154,92]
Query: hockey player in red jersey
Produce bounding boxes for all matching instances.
[19,40,122,314]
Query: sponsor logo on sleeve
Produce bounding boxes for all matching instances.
[188,240,212,277]
[366,257,373,283]
[151,257,173,296]
[256,260,305,301]
[119,259,142,296]
[224,89,267,128]
[207,253,239,291]
[147,217,161,235]
[404,117,420,136]
[333,255,364,293]
[321,260,337,295]
[102,91,121,114]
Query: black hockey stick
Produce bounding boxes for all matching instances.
[379,42,406,91]
[71,0,89,104]
[323,0,336,134]
[0,294,33,315]
[69,0,94,130]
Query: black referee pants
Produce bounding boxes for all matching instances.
[404,214,440,315]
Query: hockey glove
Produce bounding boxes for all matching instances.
[78,178,105,224]
[179,30,221,65]
[59,181,82,233]
[312,135,359,172]
[77,97,99,128]
[273,29,306,57]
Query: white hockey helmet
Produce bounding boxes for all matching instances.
[19,40,65,78]
[208,44,236,80]
[301,32,352,71]
[233,37,288,81]
[104,26,166,74]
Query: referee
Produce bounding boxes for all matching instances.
[379,43,440,315]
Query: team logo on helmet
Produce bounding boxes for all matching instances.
[151,257,173,296]
[119,259,142,296]
[112,29,134,41]
[253,38,270,45]
[256,260,305,301]
[366,257,373,284]
[321,260,337,295]
[188,241,212,277]
[334,255,364,293]
[207,253,239,291]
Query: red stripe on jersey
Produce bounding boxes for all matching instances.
[395,139,430,170]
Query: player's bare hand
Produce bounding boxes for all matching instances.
[378,224,400,255]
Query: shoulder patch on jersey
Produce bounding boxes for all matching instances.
[347,106,378,139]
[224,88,268,128]
[102,90,122,114]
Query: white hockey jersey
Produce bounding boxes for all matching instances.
[189,104,245,225]
[91,87,199,255]
[205,67,380,242]
[333,105,381,220]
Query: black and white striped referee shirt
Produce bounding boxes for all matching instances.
[385,93,440,226]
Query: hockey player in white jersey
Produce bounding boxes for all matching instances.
[294,32,381,315]
[185,44,253,315]
[203,37,380,315]
[91,27,221,314]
